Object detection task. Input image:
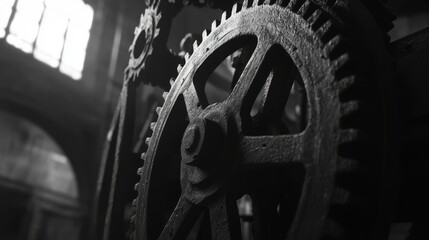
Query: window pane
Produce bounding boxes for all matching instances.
[35,9,68,63]
[0,0,15,8]
[34,49,60,67]
[0,0,15,35]
[8,13,41,44]
[45,0,75,19]
[16,0,44,20]
[69,2,93,30]
[60,63,82,80]
[61,46,86,71]
[6,34,32,53]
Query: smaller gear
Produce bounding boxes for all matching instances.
[128,2,161,81]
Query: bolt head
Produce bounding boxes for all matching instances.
[183,125,200,153]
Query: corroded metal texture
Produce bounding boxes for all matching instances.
[132,0,397,239]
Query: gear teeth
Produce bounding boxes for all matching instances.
[141,152,146,160]
[339,129,361,144]
[287,0,305,12]
[137,167,143,175]
[263,0,271,5]
[156,107,162,115]
[170,78,174,86]
[177,65,182,73]
[211,20,218,32]
[297,0,316,20]
[338,130,376,161]
[193,40,198,52]
[130,215,136,223]
[202,30,208,41]
[132,199,137,207]
[145,137,151,145]
[253,0,260,7]
[324,35,345,60]
[242,0,249,9]
[316,19,336,43]
[308,9,326,31]
[337,75,362,101]
[150,122,156,130]
[340,101,363,117]
[333,53,352,79]
[221,11,227,22]
[184,53,190,62]
[162,92,168,99]
[134,183,139,191]
[276,0,286,6]
[231,3,238,15]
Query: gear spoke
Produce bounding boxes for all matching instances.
[257,53,299,122]
[240,133,312,167]
[183,82,205,121]
[158,195,203,240]
[209,194,242,240]
[228,39,273,115]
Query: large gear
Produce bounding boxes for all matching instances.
[132,0,394,240]
[127,1,162,81]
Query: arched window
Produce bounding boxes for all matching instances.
[0,0,93,80]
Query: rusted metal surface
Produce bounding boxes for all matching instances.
[132,0,396,239]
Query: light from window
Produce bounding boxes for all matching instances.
[0,0,16,38]
[0,0,93,80]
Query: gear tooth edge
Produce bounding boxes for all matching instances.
[276,0,287,6]
[242,0,249,9]
[154,28,160,37]
[141,152,146,160]
[132,198,137,207]
[202,29,208,40]
[130,215,136,223]
[338,129,374,147]
[156,106,162,115]
[184,52,190,61]
[162,91,168,99]
[145,137,151,145]
[333,53,352,79]
[134,183,139,191]
[211,20,217,32]
[287,0,305,12]
[338,129,360,145]
[221,11,227,22]
[340,101,363,117]
[134,27,139,35]
[252,0,259,7]
[177,64,182,73]
[307,8,321,26]
[150,121,156,130]
[193,40,198,52]
[297,0,315,19]
[137,167,143,175]
[264,0,272,5]
[231,3,238,15]
[316,19,336,42]
[308,9,326,31]
[148,46,153,55]
[323,34,345,60]
[169,78,174,86]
